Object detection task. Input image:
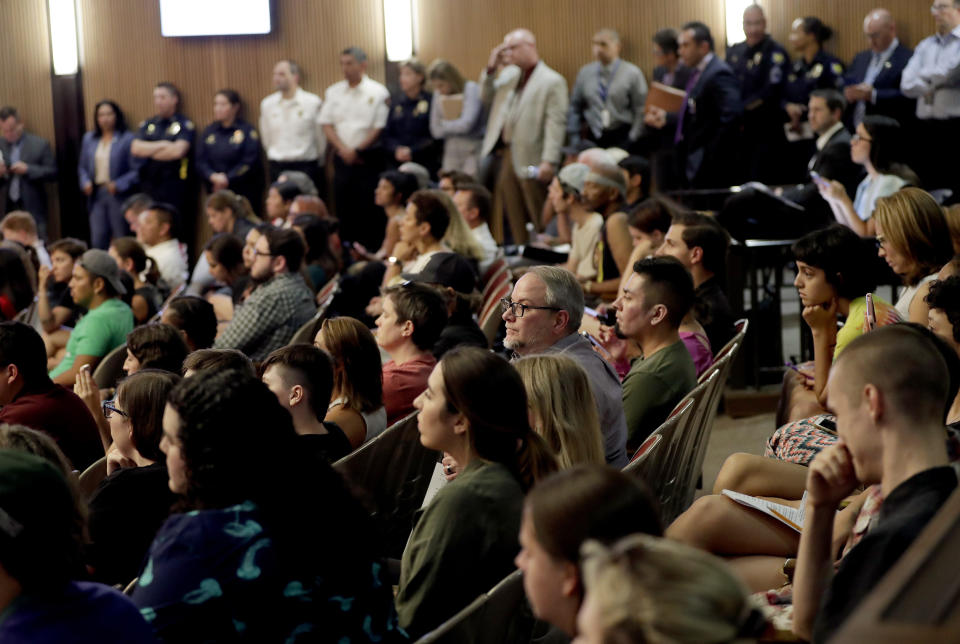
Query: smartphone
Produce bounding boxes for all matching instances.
[810,170,830,189]
[813,416,838,435]
[865,293,876,331]
[784,360,814,380]
[581,331,613,360]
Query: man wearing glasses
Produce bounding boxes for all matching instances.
[214,228,315,361]
[901,1,960,196]
[501,265,628,467]
[843,9,913,129]
[0,321,103,470]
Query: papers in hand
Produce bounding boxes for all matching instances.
[647,82,686,113]
[421,462,450,508]
[439,94,463,120]
[722,489,808,532]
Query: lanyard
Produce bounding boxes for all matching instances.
[597,59,621,103]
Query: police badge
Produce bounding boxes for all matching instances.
[231,129,245,144]
[167,122,181,136]
[811,63,823,79]
[205,134,216,145]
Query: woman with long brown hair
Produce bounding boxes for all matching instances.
[396,347,557,637]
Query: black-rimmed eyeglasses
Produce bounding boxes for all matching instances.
[102,400,128,420]
[500,298,563,318]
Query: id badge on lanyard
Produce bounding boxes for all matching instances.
[597,60,621,129]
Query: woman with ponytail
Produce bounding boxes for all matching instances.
[396,346,558,637]
[109,237,162,324]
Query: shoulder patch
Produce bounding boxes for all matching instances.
[831,62,843,75]
[772,52,785,64]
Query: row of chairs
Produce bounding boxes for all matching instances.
[624,318,748,524]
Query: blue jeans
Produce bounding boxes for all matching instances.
[88,186,129,249]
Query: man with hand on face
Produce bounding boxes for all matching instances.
[568,29,648,150]
[792,324,959,642]
[481,29,568,245]
[260,59,325,189]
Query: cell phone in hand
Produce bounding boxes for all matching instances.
[581,331,613,360]
[810,171,830,189]
[813,417,838,435]
[865,293,876,331]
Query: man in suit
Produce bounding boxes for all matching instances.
[718,89,863,240]
[843,9,914,129]
[644,22,742,189]
[480,28,568,245]
[0,107,56,240]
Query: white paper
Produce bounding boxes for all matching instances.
[721,489,807,532]
[421,462,450,509]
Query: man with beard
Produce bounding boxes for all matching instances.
[612,256,697,451]
[213,228,315,361]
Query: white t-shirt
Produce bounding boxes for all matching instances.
[471,222,499,274]
[145,238,188,290]
[318,75,390,150]
[259,87,326,163]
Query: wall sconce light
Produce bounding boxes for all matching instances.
[48,0,80,75]
[383,0,414,62]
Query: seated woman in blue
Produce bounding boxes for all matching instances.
[131,367,402,643]
[396,347,558,637]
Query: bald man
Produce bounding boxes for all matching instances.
[843,9,914,128]
[725,5,791,183]
[480,29,568,245]
[792,324,958,641]
[567,28,648,149]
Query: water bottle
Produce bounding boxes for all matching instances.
[525,165,540,180]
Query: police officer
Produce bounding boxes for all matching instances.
[196,89,263,215]
[726,5,790,184]
[131,82,195,236]
[782,17,845,181]
[381,59,441,177]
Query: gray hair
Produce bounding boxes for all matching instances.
[280,59,301,78]
[341,47,368,63]
[529,266,584,333]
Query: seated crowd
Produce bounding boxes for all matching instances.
[4,4,960,643]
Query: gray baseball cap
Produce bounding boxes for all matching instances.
[79,249,127,295]
[557,163,591,195]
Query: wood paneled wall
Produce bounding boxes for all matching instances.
[0,0,54,144]
[77,0,386,135]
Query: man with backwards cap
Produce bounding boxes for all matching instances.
[49,249,134,387]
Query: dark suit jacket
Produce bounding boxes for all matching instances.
[666,55,743,188]
[652,64,693,90]
[0,131,56,220]
[78,130,139,195]
[843,43,914,126]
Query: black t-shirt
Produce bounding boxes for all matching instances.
[694,277,736,351]
[49,279,85,327]
[87,462,177,586]
[297,422,353,464]
[433,311,488,359]
[813,466,958,642]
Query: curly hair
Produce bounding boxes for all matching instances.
[792,224,877,300]
[166,368,379,577]
[926,276,960,344]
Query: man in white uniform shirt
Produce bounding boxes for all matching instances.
[259,60,326,191]
[319,47,390,250]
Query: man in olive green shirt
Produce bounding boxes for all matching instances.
[612,256,697,452]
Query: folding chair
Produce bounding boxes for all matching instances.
[287,286,338,346]
[480,257,507,289]
[333,411,440,559]
[78,456,108,499]
[478,281,512,345]
[93,344,128,390]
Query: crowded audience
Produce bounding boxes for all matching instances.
[6,5,960,641]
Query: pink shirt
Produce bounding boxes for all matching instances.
[382,355,437,426]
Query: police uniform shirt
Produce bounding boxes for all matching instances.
[196,119,260,183]
[783,50,845,107]
[318,75,391,151]
[567,58,649,142]
[137,113,195,181]
[258,87,325,163]
[726,36,789,116]
[382,90,435,154]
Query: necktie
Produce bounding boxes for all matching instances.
[9,140,21,203]
[674,68,702,144]
[853,53,882,128]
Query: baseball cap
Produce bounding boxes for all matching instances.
[79,249,127,295]
[557,163,591,195]
[402,252,477,294]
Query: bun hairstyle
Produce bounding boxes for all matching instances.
[800,16,833,45]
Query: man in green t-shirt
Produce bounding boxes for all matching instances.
[612,256,698,452]
[49,249,134,386]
